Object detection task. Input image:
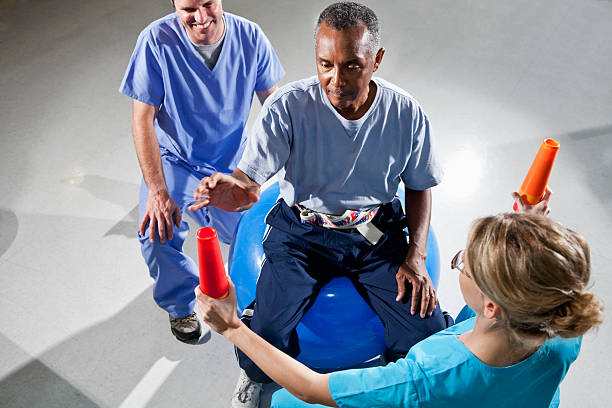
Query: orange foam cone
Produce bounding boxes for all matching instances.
[513,138,559,211]
[197,227,229,299]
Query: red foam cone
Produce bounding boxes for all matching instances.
[514,138,559,211]
[197,227,229,299]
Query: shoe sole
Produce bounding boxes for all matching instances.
[171,328,202,344]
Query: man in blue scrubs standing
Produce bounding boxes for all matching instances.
[119,0,284,344]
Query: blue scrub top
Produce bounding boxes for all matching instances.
[119,12,285,174]
[328,317,580,407]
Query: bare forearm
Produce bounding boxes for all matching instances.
[231,168,261,192]
[189,168,261,212]
[404,188,432,256]
[255,84,278,105]
[133,123,166,191]
[225,324,337,406]
[132,101,166,192]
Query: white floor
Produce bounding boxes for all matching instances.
[1,0,611,407]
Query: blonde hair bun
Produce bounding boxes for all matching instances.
[547,292,604,338]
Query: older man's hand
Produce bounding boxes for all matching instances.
[396,246,437,318]
[189,172,259,212]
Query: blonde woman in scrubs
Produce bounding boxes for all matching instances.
[195,194,603,407]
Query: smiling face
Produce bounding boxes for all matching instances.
[173,0,224,45]
[315,22,384,119]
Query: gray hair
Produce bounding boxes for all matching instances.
[315,2,381,54]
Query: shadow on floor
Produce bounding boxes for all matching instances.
[0,208,18,258]
[0,287,245,408]
[559,124,612,213]
[0,340,100,408]
[61,174,140,240]
[104,205,139,238]
[61,175,139,214]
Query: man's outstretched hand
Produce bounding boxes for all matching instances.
[189,172,259,212]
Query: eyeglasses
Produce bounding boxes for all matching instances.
[451,249,470,278]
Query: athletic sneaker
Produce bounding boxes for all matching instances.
[169,312,201,344]
[231,369,263,408]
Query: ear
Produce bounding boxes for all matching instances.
[482,298,501,320]
[373,48,385,72]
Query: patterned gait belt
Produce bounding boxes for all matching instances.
[295,203,383,245]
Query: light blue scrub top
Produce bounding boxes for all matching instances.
[238,76,442,214]
[119,12,285,174]
[327,317,580,407]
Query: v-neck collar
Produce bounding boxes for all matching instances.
[178,12,229,76]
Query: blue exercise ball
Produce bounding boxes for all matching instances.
[294,276,386,369]
[228,183,440,370]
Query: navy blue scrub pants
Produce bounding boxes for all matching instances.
[237,198,452,383]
